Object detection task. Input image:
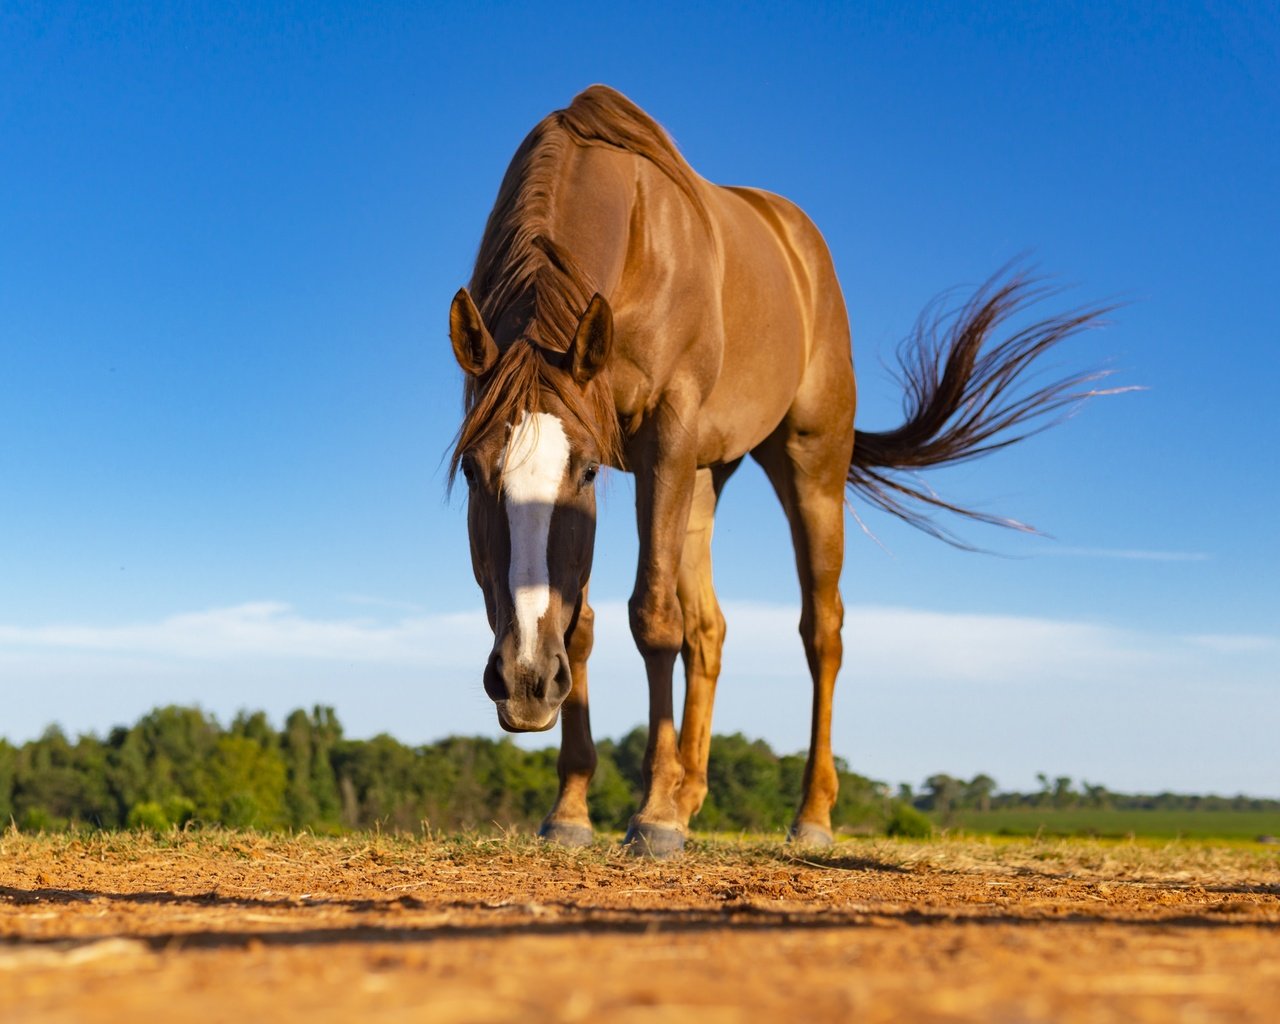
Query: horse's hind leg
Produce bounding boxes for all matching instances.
[752,416,854,846]
[539,591,596,847]
[674,463,738,824]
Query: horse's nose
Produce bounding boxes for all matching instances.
[485,642,572,732]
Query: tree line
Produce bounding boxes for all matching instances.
[905,772,1278,821]
[2,706,1270,835]
[0,705,898,835]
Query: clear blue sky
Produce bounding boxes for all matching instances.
[2,2,1277,796]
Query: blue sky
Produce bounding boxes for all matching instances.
[2,2,1277,796]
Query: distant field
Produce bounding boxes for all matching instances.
[944,808,1280,840]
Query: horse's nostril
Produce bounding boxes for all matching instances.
[483,652,510,702]
[552,653,573,701]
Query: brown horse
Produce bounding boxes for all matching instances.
[448,85,1111,855]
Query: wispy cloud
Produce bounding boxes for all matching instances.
[1188,633,1278,654]
[1033,547,1211,562]
[0,602,490,666]
[1,600,1275,794]
[337,593,430,614]
[1,599,1268,687]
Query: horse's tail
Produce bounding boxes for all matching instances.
[848,270,1129,546]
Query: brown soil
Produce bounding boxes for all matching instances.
[2,832,1278,1023]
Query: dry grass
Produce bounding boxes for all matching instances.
[4,826,1277,888]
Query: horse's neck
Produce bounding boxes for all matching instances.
[544,144,637,299]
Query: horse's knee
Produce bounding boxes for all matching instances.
[800,592,843,664]
[629,589,683,656]
[683,601,726,678]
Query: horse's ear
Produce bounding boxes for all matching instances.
[570,294,613,385]
[450,288,498,376]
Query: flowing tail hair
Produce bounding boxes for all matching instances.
[849,270,1135,546]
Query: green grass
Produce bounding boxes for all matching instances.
[942,808,1280,840]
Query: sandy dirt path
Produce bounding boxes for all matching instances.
[2,833,1278,1023]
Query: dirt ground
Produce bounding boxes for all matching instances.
[1,831,1278,1023]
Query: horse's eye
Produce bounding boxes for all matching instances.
[582,463,599,487]
[461,458,477,486]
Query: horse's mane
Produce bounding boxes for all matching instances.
[451,86,708,481]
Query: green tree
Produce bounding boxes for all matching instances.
[922,773,962,822]
[831,758,885,833]
[965,774,997,813]
[307,706,343,822]
[199,734,288,828]
[281,706,344,830]
[230,710,277,747]
[333,733,453,831]
[489,742,560,828]
[612,727,649,796]
[885,801,933,838]
[105,705,221,818]
[281,708,320,827]
[699,734,787,831]
[1082,782,1111,809]
[12,727,115,829]
[0,740,15,824]
[588,740,638,830]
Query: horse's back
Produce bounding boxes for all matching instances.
[716,185,850,347]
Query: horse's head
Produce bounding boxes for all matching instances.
[449,288,614,732]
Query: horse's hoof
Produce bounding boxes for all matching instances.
[788,822,834,848]
[538,821,594,848]
[623,823,685,858]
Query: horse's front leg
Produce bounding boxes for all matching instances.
[539,591,597,847]
[623,397,699,857]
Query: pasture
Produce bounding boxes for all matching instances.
[947,809,1280,841]
[2,831,1277,1023]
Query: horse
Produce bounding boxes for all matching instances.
[447,85,1111,855]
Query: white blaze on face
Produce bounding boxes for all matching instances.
[500,411,571,667]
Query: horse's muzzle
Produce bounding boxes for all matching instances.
[484,645,572,733]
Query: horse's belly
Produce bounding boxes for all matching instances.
[695,319,806,464]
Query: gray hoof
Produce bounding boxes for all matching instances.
[538,821,594,847]
[622,822,685,858]
[788,822,834,847]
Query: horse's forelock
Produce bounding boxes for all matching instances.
[449,341,622,492]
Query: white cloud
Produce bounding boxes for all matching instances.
[0,599,1181,683]
[0,599,1270,690]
